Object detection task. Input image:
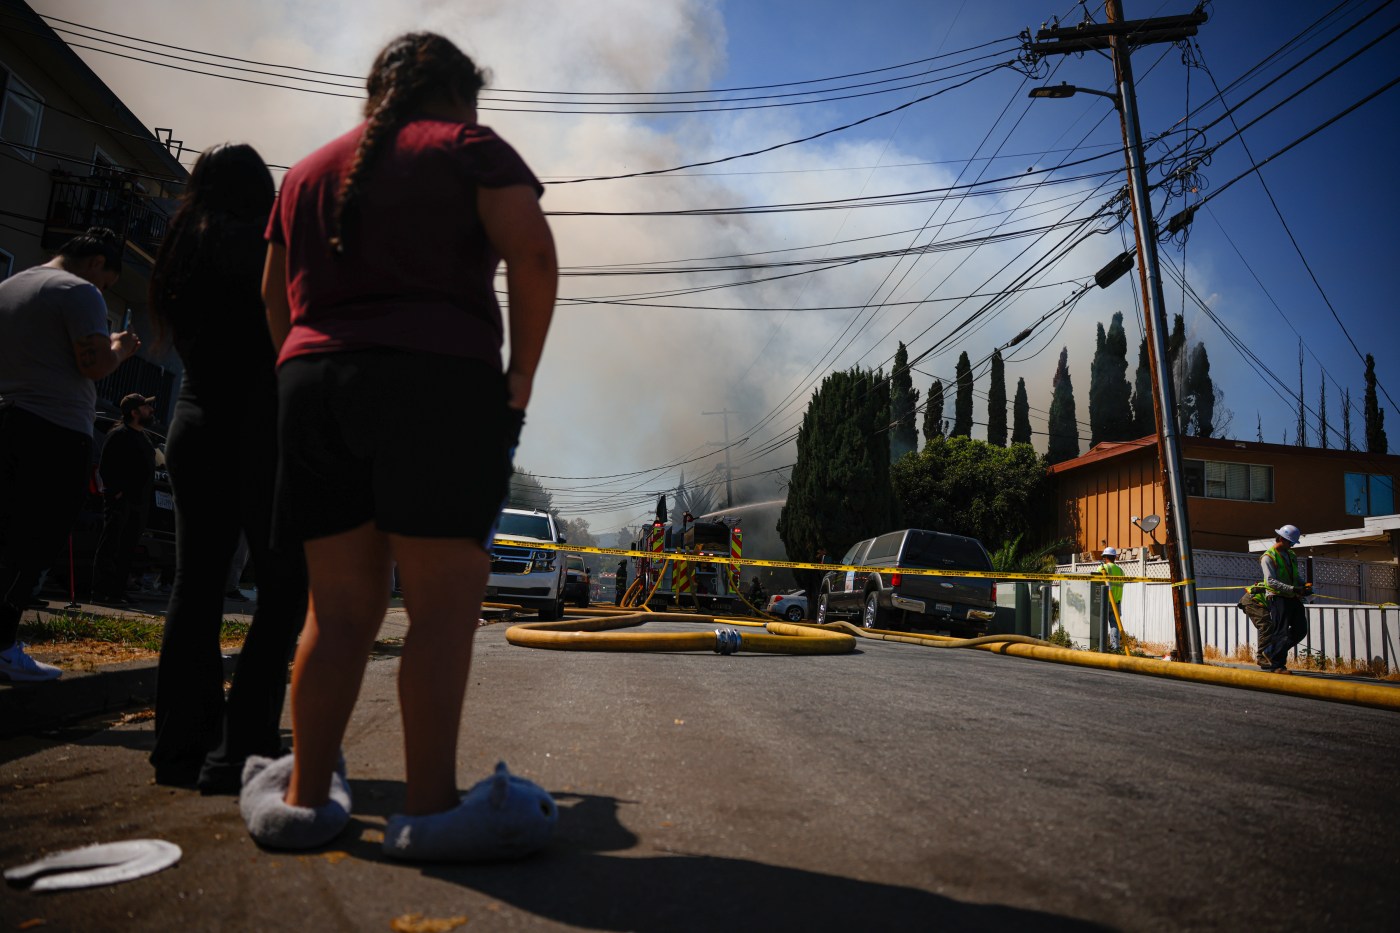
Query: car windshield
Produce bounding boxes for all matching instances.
[901,531,991,570]
[496,513,553,540]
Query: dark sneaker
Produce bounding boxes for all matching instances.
[0,642,62,682]
[224,589,250,603]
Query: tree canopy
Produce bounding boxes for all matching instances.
[891,435,1052,547]
[778,367,896,568]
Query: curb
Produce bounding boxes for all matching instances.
[0,653,239,737]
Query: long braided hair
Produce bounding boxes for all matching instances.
[329,32,487,254]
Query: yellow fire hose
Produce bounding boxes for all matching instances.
[501,607,1399,712]
[505,611,856,655]
[800,620,1400,713]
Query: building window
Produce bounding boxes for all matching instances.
[1183,459,1273,502]
[0,65,43,160]
[1344,473,1395,517]
[0,248,12,280]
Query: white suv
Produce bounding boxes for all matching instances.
[486,508,567,620]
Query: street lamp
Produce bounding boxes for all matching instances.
[1028,82,1120,107]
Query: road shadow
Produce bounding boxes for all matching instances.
[337,784,1104,932]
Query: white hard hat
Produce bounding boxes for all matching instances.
[1275,524,1301,545]
[1101,546,1118,559]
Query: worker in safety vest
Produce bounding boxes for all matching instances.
[1099,547,1125,650]
[1241,524,1312,673]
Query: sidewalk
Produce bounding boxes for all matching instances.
[0,593,524,737]
[0,592,255,737]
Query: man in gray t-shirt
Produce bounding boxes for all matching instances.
[0,229,139,684]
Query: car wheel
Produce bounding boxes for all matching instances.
[862,591,884,629]
[578,590,590,609]
[785,605,805,622]
[817,591,830,624]
[538,594,563,621]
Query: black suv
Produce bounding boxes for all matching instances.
[817,529,997,635]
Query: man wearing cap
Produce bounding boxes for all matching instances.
[92,393,157,604]
[0,228,137,682]
[1243,524,1312,673]
[1099,546,1126,650]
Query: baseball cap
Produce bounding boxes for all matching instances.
[119,393,156,414]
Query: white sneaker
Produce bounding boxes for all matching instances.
[0,642,62,683]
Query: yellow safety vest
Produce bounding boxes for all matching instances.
[1250,545,1300,603]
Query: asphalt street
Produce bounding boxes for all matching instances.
[2,615,1398,932]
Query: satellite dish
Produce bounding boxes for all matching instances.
[1138,514,1161,533]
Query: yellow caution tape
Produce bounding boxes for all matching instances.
[492,537,1185,585]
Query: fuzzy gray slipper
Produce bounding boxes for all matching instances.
[239,753,351,850]
[383,762,557,862]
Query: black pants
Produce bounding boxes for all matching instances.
[92,493,148,597]
[615,577,627,606]
[1241,592,1307,669]
[0,406,91,647]
[149,398,307,786]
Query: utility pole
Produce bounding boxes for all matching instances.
[1028,1,1206,663]
[702,408,739,509]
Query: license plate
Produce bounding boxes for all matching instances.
[935,602,952,614]
[154,490,174,510]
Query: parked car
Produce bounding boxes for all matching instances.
[817,529,997,635]
[486,508,567,620]
[562,553,591,607]
[765,590,808,621]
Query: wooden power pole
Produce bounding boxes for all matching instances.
[1027,1,1207,663]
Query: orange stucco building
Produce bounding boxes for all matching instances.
[1049,435,1399,557]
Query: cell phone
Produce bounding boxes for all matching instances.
[120,309,132,331]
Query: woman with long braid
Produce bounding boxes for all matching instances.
[240,33,559,857]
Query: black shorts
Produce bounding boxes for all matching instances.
[275,348,512,544]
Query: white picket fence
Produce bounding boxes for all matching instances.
[1053,576,1400,670]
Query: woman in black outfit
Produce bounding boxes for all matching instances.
[147,144,307,791]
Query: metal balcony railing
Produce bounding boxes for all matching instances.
[42,173,170,266]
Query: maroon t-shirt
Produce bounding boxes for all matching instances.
[267,119,542,367]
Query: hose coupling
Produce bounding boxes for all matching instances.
[713,628,743,655]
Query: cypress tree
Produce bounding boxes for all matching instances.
[1364,353,1388,453]
[1131,336,1154,437]
[1183,343,1215,438]
[923,378,945,445]
[951,351,974,438]
[1168,313,1187,432]
[987,350,1008,446]
[1047,347,1080,464]
[1256,412,1263,444]
[1089,322,1107,445]
[890,342,919,461]
[778,367,895,595]
[1012,377,1032,446]
[1090,312,1134,445]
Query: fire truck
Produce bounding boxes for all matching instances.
[622,519,748,612]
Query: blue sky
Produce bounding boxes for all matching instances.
[33,0,1400,534]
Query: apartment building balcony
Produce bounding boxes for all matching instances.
[41,172,170,267]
